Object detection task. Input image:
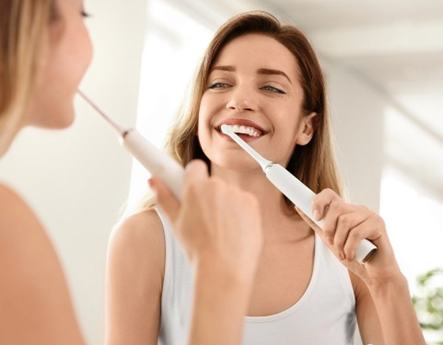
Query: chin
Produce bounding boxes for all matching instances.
[211,151,261,173]
[54,110,76,129]
[36,110,75,129]
[28,95,76,129]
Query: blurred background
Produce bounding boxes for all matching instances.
[0,0,442,344]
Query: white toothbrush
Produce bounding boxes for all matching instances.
[78,90,376,262]
[78,90,185,199]
[220,124,377,263]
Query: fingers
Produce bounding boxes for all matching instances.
[313,189,374,262]
[149,160,209,223]
[334,212,369,260]
[294,206,322,233]
[312,188,339,221]
[181,160,212,209]
[343,214,383,261]
[184,160,209,189]
[313,189,352,245]
[149,177,180,223]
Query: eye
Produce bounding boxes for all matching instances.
[81,9,91,18]
[261,85,286,94]
[208,82,231,90]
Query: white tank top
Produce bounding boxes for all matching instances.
[155,207,356,345]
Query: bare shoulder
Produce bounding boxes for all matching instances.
[0,183,41,230]
[106,208,166,343]
[0,183,51,259]
[107,207,165,281]
[0,183,85,344]
[0,183,49,254]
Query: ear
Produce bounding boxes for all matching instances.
[295,112,317,146]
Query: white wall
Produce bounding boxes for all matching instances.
[323,61,385,345]
[325,61,385,211]
[0,1,148,344]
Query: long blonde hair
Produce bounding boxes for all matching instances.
[136,11,343,213]
[0,0,53,154]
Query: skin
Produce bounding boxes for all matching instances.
[0,1,92,344]
[196,34,321,318]
[198,34,424,344]
[108,33,425,345]
[152,161,264,345]
[26,0,92,128]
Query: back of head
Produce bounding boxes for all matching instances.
[0,0,52,155]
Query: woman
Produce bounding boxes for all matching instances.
[107,11,426,345]
[0,1,92,344]
[1,1,258,344]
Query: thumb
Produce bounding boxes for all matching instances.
[183,159,209,190]
[149,177,180,223]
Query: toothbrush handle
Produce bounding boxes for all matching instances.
[265,164,377,263]
[118,130,377,262]
[121,129,185,200]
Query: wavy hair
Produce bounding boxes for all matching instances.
[135,11,343,213]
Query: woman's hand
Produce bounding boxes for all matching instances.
[148,160,263,284]
[304,188,403,287]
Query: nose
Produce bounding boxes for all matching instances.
[226,87,257,112]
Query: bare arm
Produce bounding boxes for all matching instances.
[352,271,385,345]
[311,188,425,345]
[105,209,165,345]
[0,184,85,345]
[353,271,425,345]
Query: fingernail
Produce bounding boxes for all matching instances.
[148,178,156,190]
[313,209,320,220]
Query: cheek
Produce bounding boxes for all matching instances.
[269,109,301,162]
[28,23,92,128]
[55,23,92,92]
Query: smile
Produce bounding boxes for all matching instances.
[215,124,267,142]
[214,118,269,142]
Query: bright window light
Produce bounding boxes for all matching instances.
[127,0,212,211]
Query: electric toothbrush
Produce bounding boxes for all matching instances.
[78,90,376,263]
[220,124,377,263]
[77,90,185,199]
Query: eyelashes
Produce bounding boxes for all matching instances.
[261,85,286,94]
[208,82,286,94]
[81,9,91,18]
[208,82,229,89]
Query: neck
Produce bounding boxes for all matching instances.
[211,163,312,244]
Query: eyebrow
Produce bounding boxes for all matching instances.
[211,65,292,84]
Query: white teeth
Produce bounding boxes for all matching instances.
[221,124,261,137]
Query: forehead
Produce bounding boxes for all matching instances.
[213,33,300,77]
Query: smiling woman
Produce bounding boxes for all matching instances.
[106,10,426,345]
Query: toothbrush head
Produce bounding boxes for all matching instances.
[221,124,233,135]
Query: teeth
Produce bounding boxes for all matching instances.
[221,124,261,137]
